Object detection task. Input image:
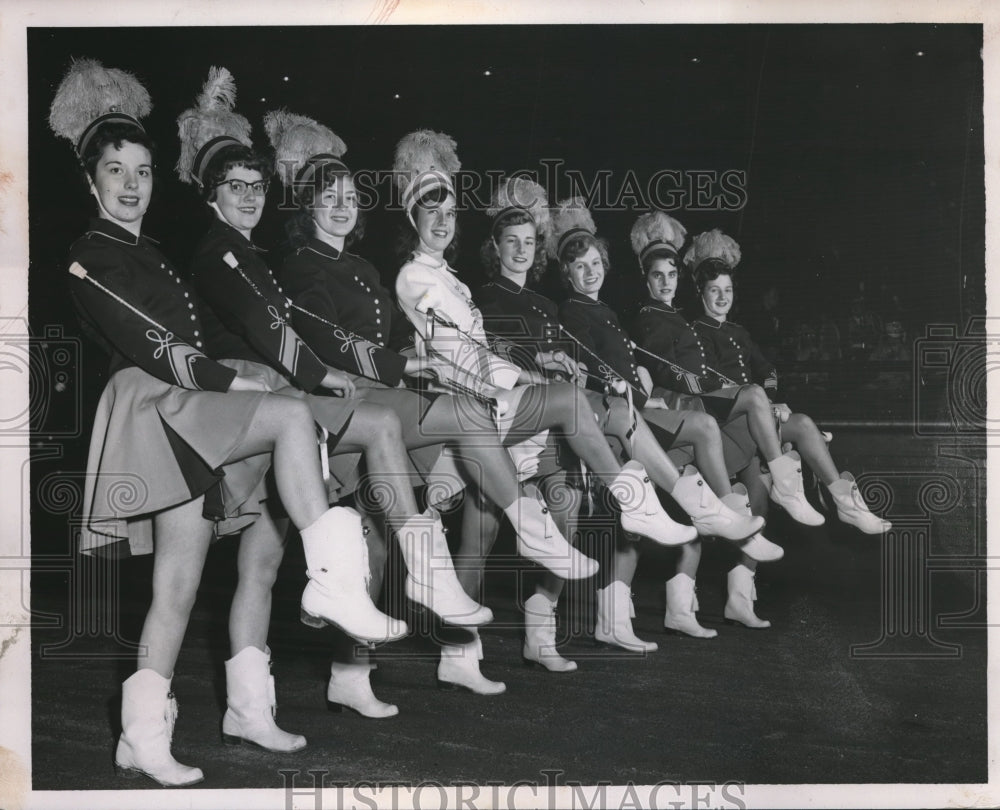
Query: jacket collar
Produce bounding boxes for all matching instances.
[86,217,155,247]
[209,217,266,253]
[493,275,527,295]
[411,250,455,274]
[304,235,342,261]
[566,290,605,307]
[643,298,678,315]
[695,314,727,329]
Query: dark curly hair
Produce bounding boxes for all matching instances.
[639,245,680,277]
[691,257,737,295]
[80,120,156,183]
[480,208,547,283]
[394,184,459,265]
[556,231,610,289]
[284,159,367,250]
[200,142,273,203]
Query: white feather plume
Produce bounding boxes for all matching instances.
[546,196,596,258]
[263,108,347,188]
[488,175,551,238]
[682,229,742,271]
[48,57,152,145]
[175,66,252,184]
[629,211,687,257]
[392,129,461,197]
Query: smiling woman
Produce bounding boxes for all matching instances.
[89,141,154,229]
[22,20,988,794]
[51,57,422,788]
[210,171,269,236]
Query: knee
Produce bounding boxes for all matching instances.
[278,396,313,428]
[240,553,282,591]
[366,404,403,440]
[154,579,199,618]
[687,411,721,440]
[741,384,769,411]
[786,411,815,434]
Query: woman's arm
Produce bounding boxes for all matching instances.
[282,254,409,386]
[69,253,236,392]
[192,246,329,391]
[636,308,703,393]
[743,325,779,399]
[396,260,521,391]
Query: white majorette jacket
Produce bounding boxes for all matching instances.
[396,250,522,397]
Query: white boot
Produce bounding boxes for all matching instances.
[767,451,825,526]
[721,485,784,563]
[327,661,399,718]
[300,506,409,642]
[400,511,493,626]
[827,473,892,534]
[115,669,204,787]
[611,461,698,546]
[523,593,577,673]
[505,495,598,580]
[594,581,658,652]
[222,646,306,752]
[669,467,764,541]
[437,630,506,695]
[663,573,717,638]
[725,564,771,628]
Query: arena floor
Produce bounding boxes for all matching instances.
[29,427,987,790]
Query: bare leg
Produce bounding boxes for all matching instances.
[359,511,389,596]
[457,486,503,596]
[138,497,214,677]
[736,465,767,572]
[333,405,422,529]
[222,395,331,529]
[229,503,288,655]
[738,462,770,517]
[223,395,421,531]
[505,384,623,486]
[611,541,640,587]
[781,412,840,485]
[418,396,520,509]
[676,539,702,578]
[726,385,783,461]
[602,401,682,491]
[671,410,732,495]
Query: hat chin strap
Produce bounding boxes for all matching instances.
[209,200,226,222]
[209,200,255,240]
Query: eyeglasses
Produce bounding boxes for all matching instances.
[214,178,269,196]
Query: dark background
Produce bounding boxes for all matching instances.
[25,24,989,789]
[28,24,984,322]
[27,23,984,545]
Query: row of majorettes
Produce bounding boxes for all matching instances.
[49,62,890,787]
